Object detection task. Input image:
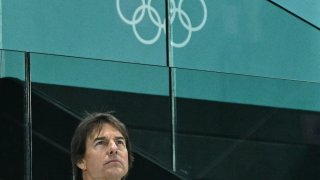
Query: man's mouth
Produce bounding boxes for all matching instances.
[105,159,121,165]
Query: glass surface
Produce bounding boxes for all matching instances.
[175,68,320,180]
[169,1,320,178]
[175,69,320,112]
[30,53,172,179]
[0,50,26,179]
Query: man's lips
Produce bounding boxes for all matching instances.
[105,159,121,165]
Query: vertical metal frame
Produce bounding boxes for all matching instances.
[24,52,32,180]
[165,0,177,172]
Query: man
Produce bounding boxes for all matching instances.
[71,112,134,180]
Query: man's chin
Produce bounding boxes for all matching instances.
[102,171,126,180]
[104,167,127,177]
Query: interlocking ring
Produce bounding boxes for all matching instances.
[116,0,207,48]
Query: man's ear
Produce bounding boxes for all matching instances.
[76,159,87,171]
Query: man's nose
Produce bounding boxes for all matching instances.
[108,141,118,155]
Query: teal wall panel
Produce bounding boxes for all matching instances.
[270,0,320,28]
[2,0,166,66]
[30,53,169,96]
[0,50,25,80]
[0,0,3,48]
[171,0,320,83]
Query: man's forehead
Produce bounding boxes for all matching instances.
[88,123,124,139]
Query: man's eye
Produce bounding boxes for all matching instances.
[116,140,126,146]
[95,141,106,146]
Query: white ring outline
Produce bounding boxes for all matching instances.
[116,0,207,48]
[132,2,163,44]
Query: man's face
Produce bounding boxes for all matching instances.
[77,123,129,180]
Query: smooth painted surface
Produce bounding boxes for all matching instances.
[2,0,166,66]
[270,0,320,28]
[171,0,320,83]
[0,0,3,48]
[30,53,169,96]
[1,50,25,80]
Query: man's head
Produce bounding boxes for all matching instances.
[71,112,133,180]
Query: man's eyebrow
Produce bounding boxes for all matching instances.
[93,137,107,142]
[115,136,125,140]
[93,136,125,141]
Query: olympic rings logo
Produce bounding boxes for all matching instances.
[116,0,207,48]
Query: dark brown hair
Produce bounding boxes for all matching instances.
[70,112,134,180]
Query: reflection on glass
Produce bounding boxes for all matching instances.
[30,53,172,178]
[0,50,25,179]
[175,69,320,180]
